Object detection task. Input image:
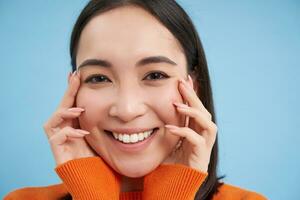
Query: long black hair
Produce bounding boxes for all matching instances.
[63,0,224,199]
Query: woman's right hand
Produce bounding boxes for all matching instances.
[43,71,97,166]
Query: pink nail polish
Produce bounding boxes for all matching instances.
[68,107,85,112]
[180,76,191,90]
[68,72,72,84]
[179,79,186,87]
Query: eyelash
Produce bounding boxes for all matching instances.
[84,71,170,84]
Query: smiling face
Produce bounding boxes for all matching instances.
[75,5,188,178]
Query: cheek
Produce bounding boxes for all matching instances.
[146,82,185,126]
[75,88,110,129]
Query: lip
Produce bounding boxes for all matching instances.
[107,128,159,153]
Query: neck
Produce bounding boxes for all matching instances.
[121,176,144,192]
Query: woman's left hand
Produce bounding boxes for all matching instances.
[162,75,218,173]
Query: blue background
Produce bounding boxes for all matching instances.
[1,1,299,199]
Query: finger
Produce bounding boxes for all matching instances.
[165,125,205,147]
[174,103,217,141]
[44,108,84,134]
[173,103,211,130]
[49,126,90,145]
[58,70,81,109]
[178,79,212,119]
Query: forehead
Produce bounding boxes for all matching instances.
[76,5,185,68]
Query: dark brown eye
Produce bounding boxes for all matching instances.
[144,71,169,81]
[84,74,111,83]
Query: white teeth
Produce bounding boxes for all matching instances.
[130,134,139,143]
[113,132,118,139]
[123,134,130,143]
[138,133,144,141]
[111,129,155,144]
[143,130,151,138]
[118,134,123,141]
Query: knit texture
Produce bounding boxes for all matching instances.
[4,157,267,200]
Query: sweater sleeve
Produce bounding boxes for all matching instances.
[55,156,121,200]
[143,164,208,200]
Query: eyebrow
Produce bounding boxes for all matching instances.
[77,56,177,70]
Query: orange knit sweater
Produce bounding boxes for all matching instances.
[4,157,267,200]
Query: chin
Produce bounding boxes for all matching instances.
[113,159,162,178]
[118,166,155,178]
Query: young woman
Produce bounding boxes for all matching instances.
[4,0,267,199]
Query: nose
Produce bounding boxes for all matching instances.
[108,86,147,122]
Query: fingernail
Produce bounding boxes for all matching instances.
[72,70,77,77]
[68,107,85,112]
[76,129,90,134]
[179,78,185,84]
[69,72,76,83]
[68,72,72,84]
[179,78,189,87]
[173,102,189,108]
[188,75,194,89]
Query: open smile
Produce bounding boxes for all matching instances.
[104,128,159,152]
